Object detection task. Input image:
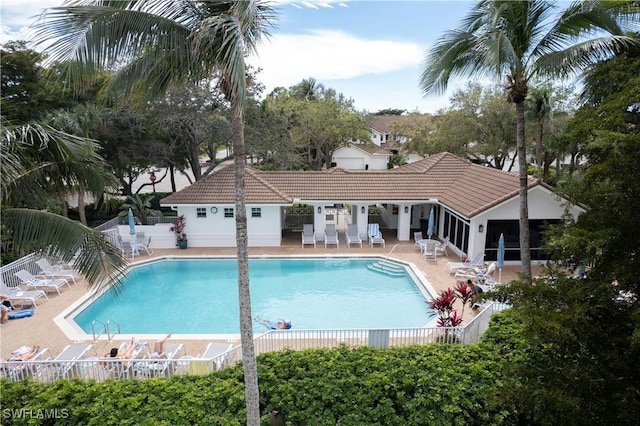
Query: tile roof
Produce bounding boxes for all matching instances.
[350,144,391,155]
[160,152,539,218]
[368,115,413,134]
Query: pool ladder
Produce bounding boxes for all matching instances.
[91,320,121,342]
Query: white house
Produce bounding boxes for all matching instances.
[160,152,584,264]
[368,115,411,147]
[332,143,391,170]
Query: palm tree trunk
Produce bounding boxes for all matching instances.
[77,186,87,226]
[516,101,532,279]
[231,99,260,425]
[60,194,68,218]
[536,122,543,180]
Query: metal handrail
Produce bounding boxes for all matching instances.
[106,320,121,341]
[91,320,107,342]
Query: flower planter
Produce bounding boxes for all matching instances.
[178,240,188,249]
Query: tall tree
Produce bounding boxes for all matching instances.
[266,85,369,170]
[420,0,640,278]
[526,85,552,180]
[291,77,325,101]
[33,1,276,423]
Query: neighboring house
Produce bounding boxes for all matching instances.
[332,143,391,170]
[368,115,411,147]
[404,152,424,164]
[333,115,424,170]
[160,152,584,264]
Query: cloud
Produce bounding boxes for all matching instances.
[0,0,58,45]
[250,29,424,92]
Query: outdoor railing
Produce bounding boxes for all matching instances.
[1,301,504,384]
[253,326,466,354]
[95,217,119,232]
[147,217,178,225]
[0,346,240,383]
[0,253,42,289]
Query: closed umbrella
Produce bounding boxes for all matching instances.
[128,208,136,236]
[427,208,435,239]
[497,233,505,284]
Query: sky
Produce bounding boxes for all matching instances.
[0,0,478,113]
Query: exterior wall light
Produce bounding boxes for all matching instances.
[361,206,366,214]
[404,206,409,214]
[479,224,484,233]
[318,206,322,214]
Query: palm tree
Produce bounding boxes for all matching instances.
[421,0,640,278]
[33,1,275,422]
[1,119,128,294]
[526,85,552,180]
[292,77,325,101]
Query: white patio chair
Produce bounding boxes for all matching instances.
[345,224,362,248]
[435,236,450,257]
[120,241,137,259]
[14,270,71,295]
[422,240,437,262]
[133,236,153,256]
[324,224,339,248]
[301,224,316,248]
[414,232,424,250]
[35,258,82,284]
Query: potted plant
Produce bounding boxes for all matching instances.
[170,215,188,249]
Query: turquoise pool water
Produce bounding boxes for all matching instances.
[73,258,434,334]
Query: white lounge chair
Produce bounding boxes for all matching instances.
[14,270,70,295]
[455,261,497,281]
[0,284,48,308]
[345,224,362,248]
[1,346,51,381]
[301,224,316,248]
[135,343,185,378]
[446,252,485,274]
[414,232,424,250]
[100,340,148,379]
[35,258,82,284]
[201,343,234,370]
[49,343,94,379]
[367,223,385,247]
[324,224,339,248]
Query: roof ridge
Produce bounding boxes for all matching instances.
[248,167,293,202]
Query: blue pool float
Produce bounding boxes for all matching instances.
[8,309,34,320]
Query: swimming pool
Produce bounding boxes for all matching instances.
[72,257,436,334]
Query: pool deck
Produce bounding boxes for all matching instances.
[0,231,542,359]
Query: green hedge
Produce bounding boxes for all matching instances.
[0,341,520,426]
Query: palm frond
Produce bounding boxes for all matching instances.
[536,35,640,79]
[1,121,118,204]
[4,208,127,295]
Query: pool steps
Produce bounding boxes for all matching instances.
[367,260,406,277]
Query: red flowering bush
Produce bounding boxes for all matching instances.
[169,215,187,243]
[428,284,473,328]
